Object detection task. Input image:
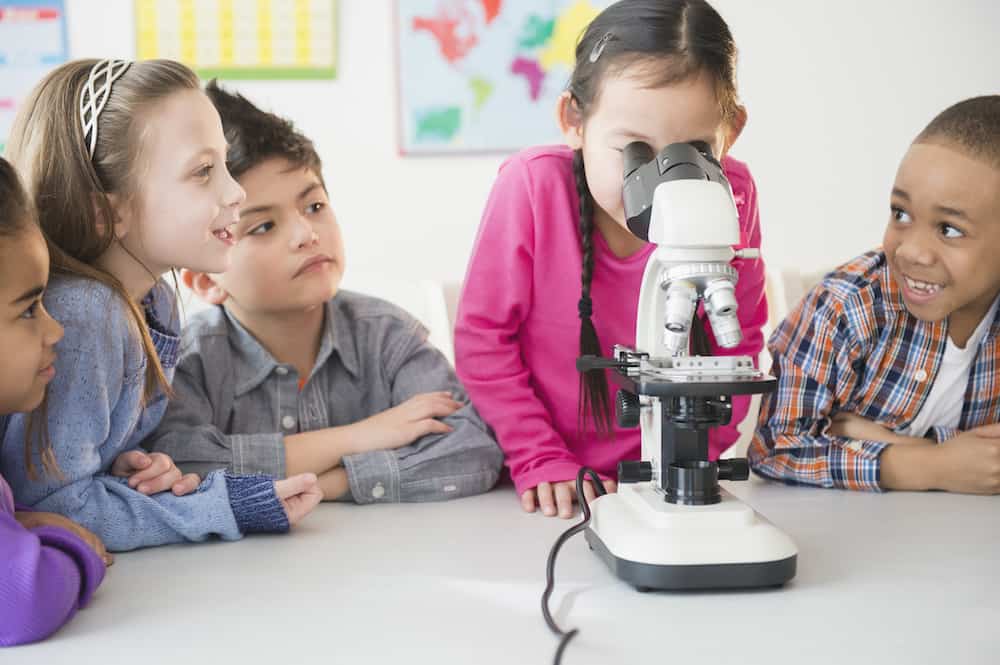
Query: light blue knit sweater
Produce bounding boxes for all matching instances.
[0,276,287,552]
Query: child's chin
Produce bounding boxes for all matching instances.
[901,299,947,323]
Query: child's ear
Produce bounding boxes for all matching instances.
[720,105,748,159]
[182,269,229,305]
[556,91,584,150]
[93,193,132,240]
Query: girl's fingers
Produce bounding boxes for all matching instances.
[537,482,556,517]
[554,482,575,519]
[520,489,537,513]
[582,481,597,505]
[128,453,174,488]
[171,473,202,496]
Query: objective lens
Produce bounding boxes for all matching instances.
[704,279,742,348]
[662,281,697,354]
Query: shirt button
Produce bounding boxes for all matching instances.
[372,483,385,499]
[914,369,928,382]
[281,415,297,430]
[275,366,289,376]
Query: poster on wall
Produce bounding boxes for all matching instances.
[135,0,338,80]
[395,0,612,155]
[0,1,68,154]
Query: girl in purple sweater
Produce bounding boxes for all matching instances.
[0,157,107,646]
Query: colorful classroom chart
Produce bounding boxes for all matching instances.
[395,0,612,155]
[135,0,338,79]
[0,1,69,153]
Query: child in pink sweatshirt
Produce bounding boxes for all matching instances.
[454,0,767,519]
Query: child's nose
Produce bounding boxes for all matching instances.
[43,309,64,346]
[293,216,319,248]
[896,234,936,266]
[224,175,246,209]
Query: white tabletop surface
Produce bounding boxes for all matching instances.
[9,480,1000,665]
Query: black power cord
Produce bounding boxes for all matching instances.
[540,467,607,665]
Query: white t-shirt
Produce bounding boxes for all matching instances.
[902,297,1000,438]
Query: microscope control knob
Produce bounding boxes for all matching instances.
[616,389,641,428]
[717,458,750,482]
[618,461,653,484]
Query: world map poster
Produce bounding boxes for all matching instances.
[395,0,611,155]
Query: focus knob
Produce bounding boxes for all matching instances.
[616,389,640,428]
[717,458,750,482]
[618,461,653,484]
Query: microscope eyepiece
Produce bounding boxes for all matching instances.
[622,141,655,179]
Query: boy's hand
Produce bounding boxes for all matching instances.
[932,424,1000,494]
[111,450,201,496]
[15,511,114,567]
[353,392,462,452]
[520,478,617,519]
[274,473,322,526]
[830,413,928,446]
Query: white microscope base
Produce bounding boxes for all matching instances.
[586,483,797,590]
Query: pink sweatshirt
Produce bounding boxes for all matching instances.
[455,144,767,495]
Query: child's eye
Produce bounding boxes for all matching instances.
[891,206,912,223]
[194,163,214,179]
[248,221,274,236]
[306,201,325,215]
[20,299,41,320]
[940,223,965,239]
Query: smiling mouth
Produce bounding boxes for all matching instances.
[212,223,236,245]
[900,272,944,297]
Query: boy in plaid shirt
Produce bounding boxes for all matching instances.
[751,96,1000,493]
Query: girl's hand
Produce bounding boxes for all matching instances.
[111,450,201,496]
[520,478,617,519]
[275,473,322,526]
[352,392,462,452]
[15,511,114,567]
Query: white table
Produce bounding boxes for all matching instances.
[10,480,1000,665]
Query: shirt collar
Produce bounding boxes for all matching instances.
[227,297,359,397]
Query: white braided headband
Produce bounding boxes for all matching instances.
[79,59,132,159]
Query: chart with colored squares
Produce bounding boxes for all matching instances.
[135,0,338,80]
[395,0,613,155]
[0,1,68,153]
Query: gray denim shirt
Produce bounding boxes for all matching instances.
[144,290,503,504]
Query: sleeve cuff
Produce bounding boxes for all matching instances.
[828,439,888,492]
[33,526,106,607]
[513,461,597,496]
[224,473,289,534]
[927,426,958,443]
[342,450,400,504]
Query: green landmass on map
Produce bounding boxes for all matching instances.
[415,107,462,142]
[517,14,555,49]
[469,77,495,111]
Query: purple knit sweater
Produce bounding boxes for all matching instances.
[0,416,105,646]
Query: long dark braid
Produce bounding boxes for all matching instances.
[573,149,612,436]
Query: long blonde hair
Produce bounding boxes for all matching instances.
[6,59,201,403]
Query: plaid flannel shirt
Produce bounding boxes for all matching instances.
[750,250,1000,491]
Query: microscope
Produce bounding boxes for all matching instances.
[577,141,797,591]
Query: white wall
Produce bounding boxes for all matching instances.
[64,0,1000,287]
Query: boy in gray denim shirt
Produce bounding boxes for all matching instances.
[144,82,502,503]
